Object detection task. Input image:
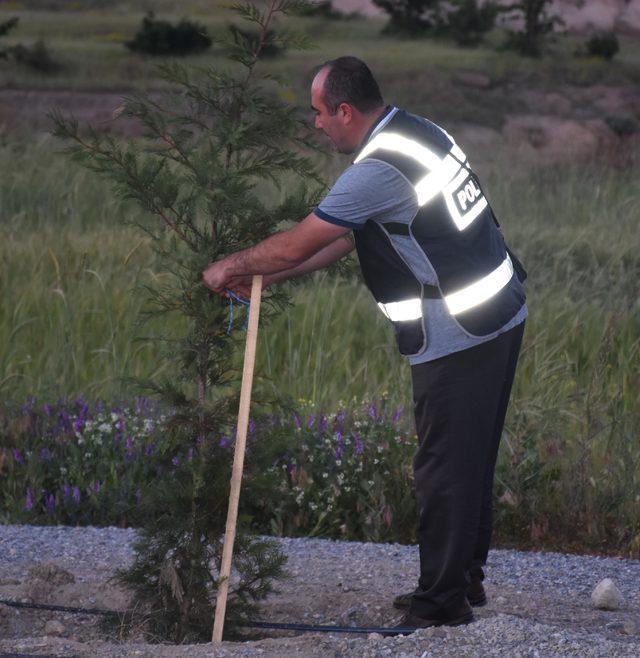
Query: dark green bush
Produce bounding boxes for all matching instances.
[374,0,441,36]
[292,0,344,18]
[10,40,60,73]
[0,16,18,41]
[441,0,498,46]
[586,32,619,60]
[126,12,212,56]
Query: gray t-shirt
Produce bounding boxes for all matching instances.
[315,159,527,365]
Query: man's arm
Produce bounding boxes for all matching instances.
[202,212,352,293]
[225,232,355,298]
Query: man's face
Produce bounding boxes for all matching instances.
[310,69,354,154]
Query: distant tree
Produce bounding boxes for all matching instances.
[501,0,563,57]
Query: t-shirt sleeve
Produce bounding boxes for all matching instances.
[315,159,417,231]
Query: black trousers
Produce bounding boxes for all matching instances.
[408,320,525,618]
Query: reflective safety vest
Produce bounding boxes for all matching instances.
[353,108,526,356]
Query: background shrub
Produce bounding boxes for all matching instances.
[10,40,60,73]
[586,32,619,61]
[126,12,212,56]
[440,0,498,47]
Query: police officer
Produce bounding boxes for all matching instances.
[203,56,527,631]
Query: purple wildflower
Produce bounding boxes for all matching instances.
[292,412,302,430]
[72,418,84,435]
[369,404,378,422]
[72,486,81,504]
[63,483,71,499]
[125,436,133,452]
[187,447,193,462]
[43,404,53,417]
[172,456,180,467]
[219,438,227,448]
[45,492,55,515]
[335,431,344,461]
[57,409,71,432]
[12,449,24,465]
[307,415,316,429]
[319,415,328,433]
[354,432,363,456]
[39,447,51,461]
[334,409,345,431]
[392,407,403,424]
[248,420,256,435]
[93,480,101,494]
[144,443,155,456]
[25,487,35,511]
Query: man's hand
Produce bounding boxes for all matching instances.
[202,257,234,294]
[225,274,271,300]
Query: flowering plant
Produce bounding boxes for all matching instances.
[248,398,419,543]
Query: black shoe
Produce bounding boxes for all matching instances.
[382,599,474,637]
[466,577,487,606]
[393,579,487,610]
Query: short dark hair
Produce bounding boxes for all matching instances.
[319,56,384,115]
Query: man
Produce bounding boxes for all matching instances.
[203,56,527,631]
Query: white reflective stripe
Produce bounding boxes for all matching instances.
[415,154,461,206]
[354,132,442,170]
[378,298,422,322]
[443,168,488,231]
[355,129,487,230]
[455,194,487,231]
[444,256,514,316]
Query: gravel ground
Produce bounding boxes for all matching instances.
[0,525,639,657]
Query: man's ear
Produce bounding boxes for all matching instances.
[338,102,354,124]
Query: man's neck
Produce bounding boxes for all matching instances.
[353,105,392,154]
[360,106,388,140]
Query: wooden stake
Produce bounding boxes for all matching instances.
[212,275,263,644]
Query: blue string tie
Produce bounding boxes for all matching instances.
[224,288,250,335]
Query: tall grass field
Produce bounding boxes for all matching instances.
[1,134,638,555]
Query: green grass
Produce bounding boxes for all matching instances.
[1,1,639,117]
[1,133,639,554]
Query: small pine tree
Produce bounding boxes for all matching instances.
[51,0,321,643]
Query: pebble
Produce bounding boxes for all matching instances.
[44,619,65,636]
[592,578,624,610]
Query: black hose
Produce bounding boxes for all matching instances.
[0,598,410,636]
